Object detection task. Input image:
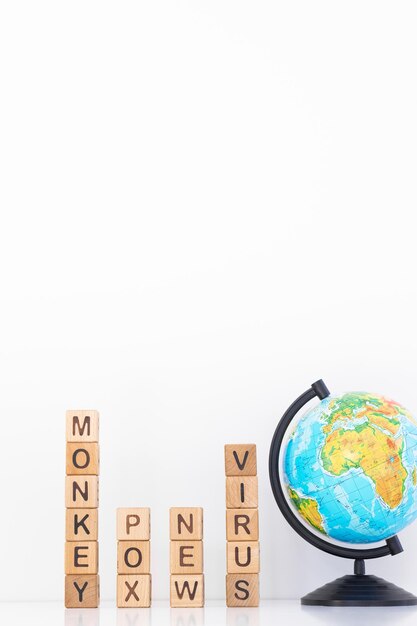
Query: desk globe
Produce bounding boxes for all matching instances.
[269,380,417,606]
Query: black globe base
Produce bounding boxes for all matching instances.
[302,564,417,607]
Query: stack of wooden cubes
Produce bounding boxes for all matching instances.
[225,444,260,607]
[65,410,100,608]
[117,508,152,607]
[170,507,204,607]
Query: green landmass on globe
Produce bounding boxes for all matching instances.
[284,392,417,544]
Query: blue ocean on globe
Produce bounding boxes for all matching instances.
[283,392,417,543]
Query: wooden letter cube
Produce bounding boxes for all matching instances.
[170,541,203,574]
[117,508,150,541]
[226,573,259,607]
[117,541,150,574]
[226,476,258,509]
[227,542,260,573]
[66,410,99,442]
[170,575,204,607]
[224,444,257,476]
[65,476,99,508]
[66,443,99,475]
[65,541,98,574]
[117,574,151,608]
[66,509,98,541]
[65,574,99,608]
[226,509,259,541]
[170,508,203,540]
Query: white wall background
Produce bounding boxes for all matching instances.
[1,0,417,602]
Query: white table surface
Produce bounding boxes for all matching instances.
[1,600,416,626]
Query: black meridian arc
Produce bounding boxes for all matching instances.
[268,378,403,560]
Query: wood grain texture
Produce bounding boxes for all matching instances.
[66,443,99,475]
[226,541,260,573]
[117,541,150,574]
[66,509,98,541]
[66,410,99,442]
[224,444,257,476]
[65,575,99,608]
[226,509,259,541]
[117,575,151,608]
[170,508,203,540]
[65,476,99,508]
[117,508,150,541]
[226,476,258,509]
[170,540,203,574]
[170,575,204,607]
[65,541,98,574]
[226,573,259,607]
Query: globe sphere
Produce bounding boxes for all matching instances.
[283,392,417,544]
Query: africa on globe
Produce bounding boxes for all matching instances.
[284,392,417,544]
